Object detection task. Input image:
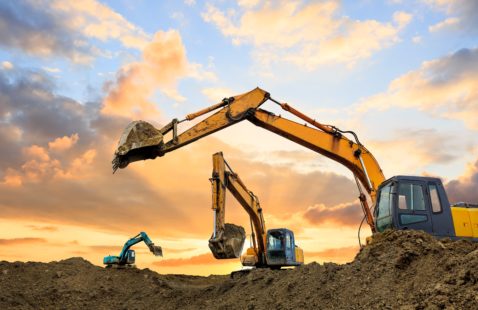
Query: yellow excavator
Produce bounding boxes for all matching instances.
[113,87,478,241]
[208,151,303,268]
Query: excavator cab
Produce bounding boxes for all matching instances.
[374,176,456,237]
[265,229,303,267]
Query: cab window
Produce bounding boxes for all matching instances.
[398,183,425,211]
[267,232,283,250]
[285,233,292,252]
[376,183,392,232]
[429,184,442,213]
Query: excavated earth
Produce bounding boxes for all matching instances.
[1,230,478,309]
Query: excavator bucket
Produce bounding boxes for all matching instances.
[147,244,163,257]
[112,120,164,172]
[209,223,246,259]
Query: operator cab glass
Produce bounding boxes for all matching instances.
[268,231,284,251]
[266,229,298,266]
[374,176,454,236]
[376,182,393,232]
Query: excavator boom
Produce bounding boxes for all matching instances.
[112,87,385,231]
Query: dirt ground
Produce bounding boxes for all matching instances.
[1,230,477,309]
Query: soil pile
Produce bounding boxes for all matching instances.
[1,230,477,309]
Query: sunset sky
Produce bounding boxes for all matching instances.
[0,0,477,275]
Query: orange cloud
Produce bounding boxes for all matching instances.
[0,238,47,245]
[358,48,478,130]
[446,159,478,203]
[155,253,216,267]
[425,0,478,34]
[3,136,97,185]
[101,30,214,119]
[202,1,411,68]
[163,247,196,254]
[367,129,462,176]
[23,145,50,162]
[303,202,363,227]
[88,245,122,253]
[50,0,151,50]
[48,134,79,152]
[0,0,147,63]
[307,246,359,263]
[26,225,59,232]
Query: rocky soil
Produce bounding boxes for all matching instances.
[1,230,477,309]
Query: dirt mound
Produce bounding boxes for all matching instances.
[1,230,477,309]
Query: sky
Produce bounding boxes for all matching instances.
[0,0,477,275]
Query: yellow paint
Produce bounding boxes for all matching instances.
[469,208,478,237]
[295,247,304,264]
[451,206,478,238]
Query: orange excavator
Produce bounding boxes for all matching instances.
[113,88,478,244]
[208,151,303,268]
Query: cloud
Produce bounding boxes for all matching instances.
[0,0,150,63]
[367,129,462,175]
[163,247,196,254]
[412,36,422,44]
[303,202,363,227]
[26,225,59,232]
[307,246,358,263]
[2,61,13,70]
[101,30,215,118]
[42,67,61,73]
[357,48,478,130]
[429,17,459,32]
[88,245,121,253]
[425,0,478,34]
[155,253,216,267]
[201,1,411,69]
[201,87,235,103]
[0,237,47,245]
[0,1,95,63]
[0,69,93,141]
[0,57,367,262]
[48,134,79,152]
[445,159,478,204]
[50,0,151,50]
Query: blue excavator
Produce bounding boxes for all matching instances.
[103,232,163,267]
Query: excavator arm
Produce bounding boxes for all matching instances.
[208,152,266,265]
[104,232,162,266]
[112,87,385,231]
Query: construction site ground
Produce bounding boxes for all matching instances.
[1,230,477,309]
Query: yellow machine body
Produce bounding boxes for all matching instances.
[451,205,478,238]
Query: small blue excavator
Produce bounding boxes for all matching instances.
[103,232,163,267]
